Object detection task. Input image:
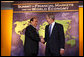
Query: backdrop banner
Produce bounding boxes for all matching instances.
[11,1,79,56]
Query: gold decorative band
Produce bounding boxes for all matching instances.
[13,10,78,13]
[13,1,79,5]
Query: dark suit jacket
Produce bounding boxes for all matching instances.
[24,25,40,55]
[44,22,65,55]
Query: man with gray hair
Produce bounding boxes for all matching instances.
[42,13,65,56]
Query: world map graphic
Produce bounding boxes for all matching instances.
[14,19,76,47]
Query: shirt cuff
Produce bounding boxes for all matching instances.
[60,48,64,50]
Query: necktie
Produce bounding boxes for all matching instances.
[49,24,52,37]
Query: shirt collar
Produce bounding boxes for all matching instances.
[50,22,55,26]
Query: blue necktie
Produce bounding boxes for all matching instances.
[49,24,52,37]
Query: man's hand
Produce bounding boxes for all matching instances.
[40,36,45,44]
[60,49,64,55]
[41,38,45,43]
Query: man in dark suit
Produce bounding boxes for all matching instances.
[42,14,65,56]
[24,17,44,56]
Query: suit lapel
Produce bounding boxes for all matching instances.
[46,25,49,37]
[50,23,57,37]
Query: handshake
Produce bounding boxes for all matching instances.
[40,36,45,44]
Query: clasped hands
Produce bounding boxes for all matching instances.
[40,36,45,44]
